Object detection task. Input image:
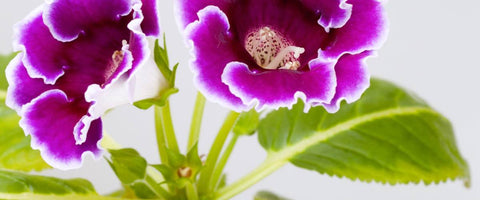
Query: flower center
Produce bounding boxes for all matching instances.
[245,27,305,70]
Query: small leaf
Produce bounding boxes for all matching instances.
[0,102,51,171]
[217,174,227,190]
[186,144,202,171]
[154,37,171,79]
[0,169,104,199]
[233,109,260,136]
[107,148,147,184]
[134,37,179,110]
[254,191,290,200]
[258,78,470,185]
[152,164,175,182]
[130,182,158,199]
[166,149,186,169]
[0,53,17,90]
[133,87,179,109]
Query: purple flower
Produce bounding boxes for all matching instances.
[176,0,388,112]
[6,0,164,169]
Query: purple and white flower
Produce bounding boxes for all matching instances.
[176,0,388,112]
[6,0,165,170]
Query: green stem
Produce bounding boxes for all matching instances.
[154,106,169,164]
[185,181,199,200]
[197,111,240,195]
[146,175,170,199]
[208,133,240,192]
[214,153,288,200]
[187,92,206,151]
[161,101,180,153]
[0,90,6,101]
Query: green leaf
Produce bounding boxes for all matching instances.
[107,148,147,184]
[186,144,202,173]
[254,191,290,200]
[152,164,175,182]
[130,182,158,199]
[258,78,470,185]
[0,169,121,200]
[154,36,171,80]
[166,149,186,169]
[0,53,17,91]
[134,36,179,110]
[217,174,227,190]
[233,109,260,136]
[106,148,170,199]
[133,87,179,109]
[0,103,51,172]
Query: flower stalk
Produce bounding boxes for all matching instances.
[214,153,289,200]
[187,92,206,151]
[161,101,180,154]
[197,111,240,195]
[154,106,169,164]
[208,133,240,192]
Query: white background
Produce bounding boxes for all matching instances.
[1,0,479,199]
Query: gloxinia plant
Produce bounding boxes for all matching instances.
[0,0,471,200]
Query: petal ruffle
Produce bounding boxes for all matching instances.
[5,53,54,112]
[14,10,66,84]
[175,0,231,29]
[140,0,161,37]
[299,0,352,31]
[16,11,132,94]
[323,51,373,112]
[43,0,133,42]
[19,90,103,170]
[185,6,247,110]
[320,0,388,60]
[222,60,336,111]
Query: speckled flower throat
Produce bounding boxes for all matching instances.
[245,27,305,70]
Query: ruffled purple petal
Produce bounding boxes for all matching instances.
[175,0,231,29]
[5,53,54,112]
[323,51,373,113]
[320,0,388,59]
[222,60,336,111]
[299,0,352,31]
[14,9,66,84]
[185,6,247,110]
[19,90,102,170]
[140,0,161,37]
[43,0,133,42]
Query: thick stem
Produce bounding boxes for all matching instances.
[185,181,199,200]
[187,92,206,151]
[208,133,240,192]
[154,106,169,164]
[161,101,180,154]
[197,111,240,194]
[145,175,170,199]
[214,153,288,200]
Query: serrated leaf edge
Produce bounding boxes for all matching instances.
[266,106,470,185]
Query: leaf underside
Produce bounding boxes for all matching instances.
[258,78,470,185]
[0,169,97,199]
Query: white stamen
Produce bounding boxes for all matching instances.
[263,46,304,70]
[245,26,304,70]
